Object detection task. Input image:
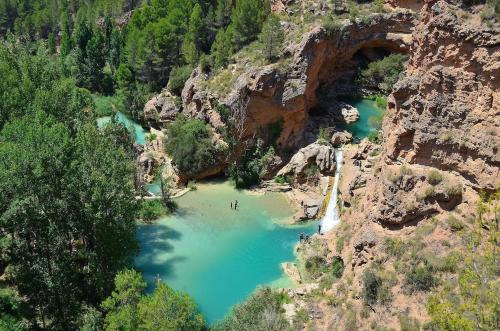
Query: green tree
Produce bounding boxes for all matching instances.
[230,0,268,49]
[60,11,73,58]
[211,27,233,68]
[165,116,216,177]
[0,113,138,329]
[358,53,407,94]
[103,269,205,331]
[182,3,205,64]
[259,14,284,62]
[137,283,205,331]
[47,31,56,54]
[102,269,146,331]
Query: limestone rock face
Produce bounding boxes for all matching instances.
[143,92,181,127]
[384,0,500,191]
[278,143,336,183]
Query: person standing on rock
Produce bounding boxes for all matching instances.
[318,224,322,235]
[300,233,304,242]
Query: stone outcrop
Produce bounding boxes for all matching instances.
[277,143,336,184]
[384,0,500,191]
[143,91,181,127]
[330,131,353,147]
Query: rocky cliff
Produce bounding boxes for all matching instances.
[385,0,500,191]
[148,10,414,149]
[297,1,500,329]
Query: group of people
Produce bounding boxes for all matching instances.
[299,224,323,243]
[230,200,239,210]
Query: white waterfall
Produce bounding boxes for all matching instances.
[320,149,344,233]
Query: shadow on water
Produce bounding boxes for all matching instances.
[136,224,187,281]
[137,225,182,256]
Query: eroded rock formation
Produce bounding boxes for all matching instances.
[384,0,500,191]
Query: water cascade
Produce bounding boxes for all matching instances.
[320,149,344,232]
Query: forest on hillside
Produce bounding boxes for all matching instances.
[0,0,274,330]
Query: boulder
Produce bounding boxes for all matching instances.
[144,92,180,126]
[331,130,353,147]
[277,143,336,184]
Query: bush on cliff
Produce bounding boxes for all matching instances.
[213,287,288,331]
[168,65,194,95]
[166,116,216,177]
[358,53,407,94]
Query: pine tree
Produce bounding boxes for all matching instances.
[47,32,56,54]
[230,0,268,49]
[211,27,233,68]
[182,4,204,64]
[60,12,72,58]
[259,15,284,62]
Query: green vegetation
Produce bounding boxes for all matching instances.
[102,269,205,331]
[92,94,126,116]
[165,116,216,177]
[138,200,171,223]
[427,170,443,186]
[361,267,394,306]
[426,190,500,330]
[259,14,284,62]
[0,36,146,329]
[358,53,407,94]
[229,140,277,188]
[213,287,288,331]
[169,65,194,95]
[275,174,293,185]
[405,264,437,292]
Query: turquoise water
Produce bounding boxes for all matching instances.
[145,179,162,196]
[135,181,316,324]
[338,98,384,139]
[97,112,148,145]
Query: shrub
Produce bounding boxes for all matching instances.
[336,235,346,254]
[384,238,405,258]
[375,96,387,110]
[214,287,289,331]
[445,184,462,197]
[446,215,464,232]
[168,65,194,95]
[92,94,126,117]
[199,53,212,72]
[405,264,436,292]
[399,313,420,331]
[424,186,436,199]
[399,165,413,176]
[368,130,381,144]
[427,170,443,185]
[303,163,320,177]
[138,200,170,222]
[323,15,344,37]
[362,269,381,305]
[305,256,327,279]
[331,256,345,279]
[317,127,330,145]
[274,175,293,185]
[165,116,216,177]
[358,53,407,94]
